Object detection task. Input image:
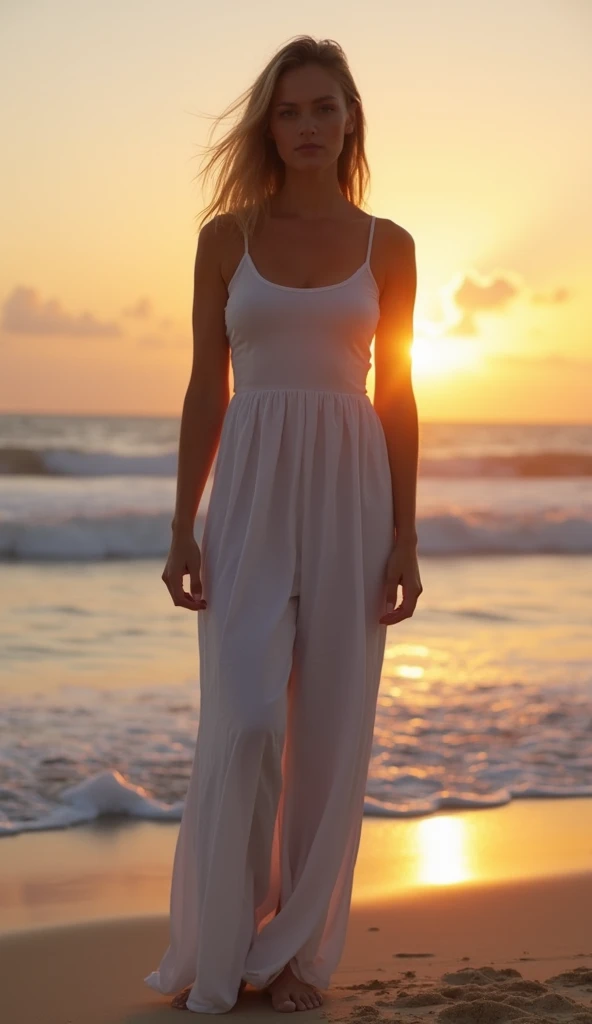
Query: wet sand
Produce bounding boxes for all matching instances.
[0,799,591,1023]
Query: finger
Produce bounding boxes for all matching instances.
[176,595,206,611]
[166,575,206,611]
[379,594,420,624]
[190,577,206,606]
[173,589,207,611]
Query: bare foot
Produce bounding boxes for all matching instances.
[170,986,191,1010]
[170,979,247,1010]
[267,964,324,1012]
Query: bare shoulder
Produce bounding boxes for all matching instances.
[372,217,416,294]
[196,212,246,288]
[197,212,242,253]
[375,217,415,255]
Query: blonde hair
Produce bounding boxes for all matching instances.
[193,35,370,238]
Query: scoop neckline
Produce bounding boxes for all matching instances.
[245,253,373,293]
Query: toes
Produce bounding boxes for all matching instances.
[286,986,323,1012]
[270,989,296,1012]
[306,989,323,1009]
[268,973,324,1013]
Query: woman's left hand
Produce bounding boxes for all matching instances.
[379,539,423,625]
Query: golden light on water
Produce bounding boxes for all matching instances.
[396,664,424,680]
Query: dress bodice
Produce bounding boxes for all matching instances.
[224,216,380,395]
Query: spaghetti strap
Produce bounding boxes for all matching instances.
[365,215,376,264]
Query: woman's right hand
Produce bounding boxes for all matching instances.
[161,533,208,612]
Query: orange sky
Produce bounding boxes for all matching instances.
[1,2,590,422]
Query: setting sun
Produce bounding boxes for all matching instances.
[411,334,483,378]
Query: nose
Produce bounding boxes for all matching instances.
[298,114,318,135]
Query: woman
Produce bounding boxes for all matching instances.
[145,34,422,1015]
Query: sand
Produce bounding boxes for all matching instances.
[1,800,591,1023]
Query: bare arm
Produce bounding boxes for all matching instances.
[171,217,231,538]
[162,216,232,610]
[373,222,419,546]
[373,221,423,625]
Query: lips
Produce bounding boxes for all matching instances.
[296,144,322,151]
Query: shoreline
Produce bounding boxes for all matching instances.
[0,798,591,1022]
[0,871,590,1023]
[1,797,592,935]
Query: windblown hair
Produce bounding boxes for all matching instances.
[193,35,370,238]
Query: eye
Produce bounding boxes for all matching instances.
[278,109,296,118]
[319,105,336,113]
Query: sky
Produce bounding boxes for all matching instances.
[1,0,590,422]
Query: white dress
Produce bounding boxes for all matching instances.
[144,214,394,1012]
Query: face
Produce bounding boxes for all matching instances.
[267,63,355,170]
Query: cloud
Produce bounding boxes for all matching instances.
[121,300,176,341]
[122,298,154,319]
[454,270,520,312]
[531,287,571,304]
[2,287,121,337]
[440,269,520,336]
[442,269,570,336]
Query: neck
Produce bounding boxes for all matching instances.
[271,168,349,221]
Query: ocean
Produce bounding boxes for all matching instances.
[1,412,591,836]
